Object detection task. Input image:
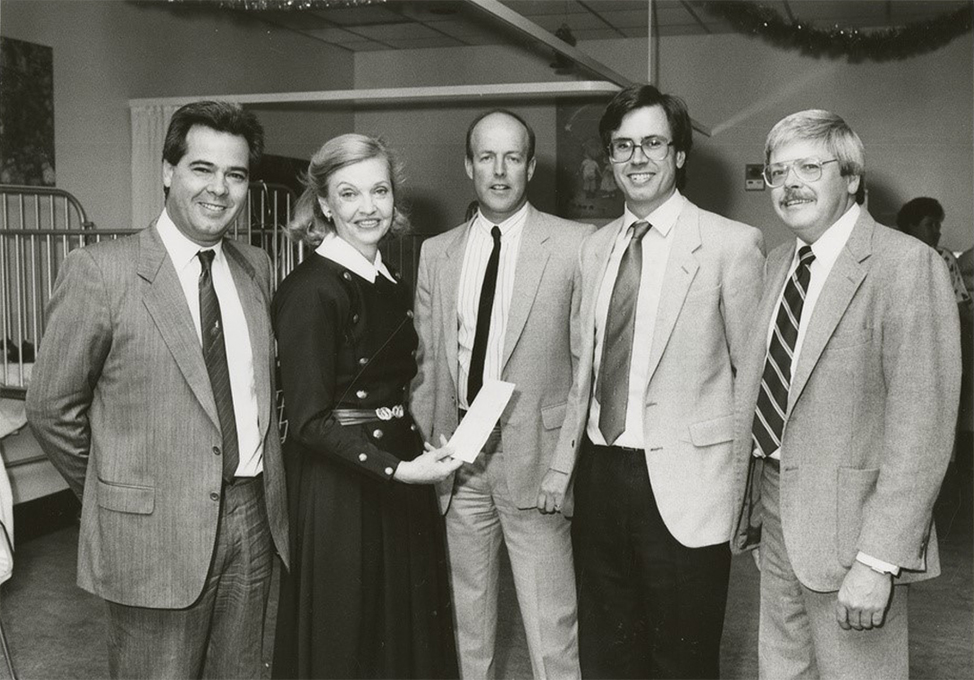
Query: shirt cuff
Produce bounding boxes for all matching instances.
[856,552,900,576]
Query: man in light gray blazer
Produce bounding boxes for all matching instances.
[411,109,593,679]
[731,109,960,679]
[548,85,765,679]
[26,101,288,679]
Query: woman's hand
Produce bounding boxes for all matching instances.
[393,435,462,484]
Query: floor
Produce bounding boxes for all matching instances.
[1,467,970,679]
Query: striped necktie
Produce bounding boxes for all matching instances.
[198,249,239,483]
[751,245,815,457]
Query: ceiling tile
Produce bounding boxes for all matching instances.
[304,27,365,44]
[573,27,627,40]
[498,1,587,17]
[341,40,392,52]
[322,5,409,26]
[384,36,466,49]
[353,22,444,41]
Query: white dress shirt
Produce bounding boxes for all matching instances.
[587,191,685,448]
[315,231,397,284]
[762,203,897,574]
[457,203,528,409]
[156,210,262,477]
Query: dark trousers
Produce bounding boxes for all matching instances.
[106,476,273,679]
[571,439,731,679]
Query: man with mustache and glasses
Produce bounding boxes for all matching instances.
[548,85,765,679]
[731,110,960,680]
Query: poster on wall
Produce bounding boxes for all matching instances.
[555,98,623,223]
[0,37,55,186]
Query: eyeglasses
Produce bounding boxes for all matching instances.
[763,158,838,187]
[607,136,674,163]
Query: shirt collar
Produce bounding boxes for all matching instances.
[155,208,225,271]
[622,190,684,238]
[797,203,860,270]
[315,231,396,284]
[473,201,529,237]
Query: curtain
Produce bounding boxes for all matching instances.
[130,104,178,228]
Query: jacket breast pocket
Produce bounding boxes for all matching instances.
[835,466,879,566]
[685,414,735,447]
[541,402,568,430]
[97,479,155,515]
[828,326,872,351]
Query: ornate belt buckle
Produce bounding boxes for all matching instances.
[376,407,393,421]
[391,404,404,418]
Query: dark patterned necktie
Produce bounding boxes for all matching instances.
[597,220,651,445]
[751,245,816,457]
[467,225,502,405]
[198,249,239,483]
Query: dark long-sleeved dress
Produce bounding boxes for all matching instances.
[271,252,457,679]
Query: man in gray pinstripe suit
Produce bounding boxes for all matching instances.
[27,101,288,679]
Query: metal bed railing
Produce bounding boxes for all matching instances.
[1,182,427,401]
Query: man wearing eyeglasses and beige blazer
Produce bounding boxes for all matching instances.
[731,110,959,680]
[544,84,765,679]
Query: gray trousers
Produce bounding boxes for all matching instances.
[106,476,273,679]
[758,462,909,680]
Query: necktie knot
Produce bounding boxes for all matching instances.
[490,225,501,243]
[631,221,651,242]
[797,245,815,268]
[198,249,216,272]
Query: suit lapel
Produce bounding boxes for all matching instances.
[224,241,271,442]
[501,207,549,370]
[438,222,470,389]
[788,213,872,411]
[138,225,220,429]
[645,201,701,383]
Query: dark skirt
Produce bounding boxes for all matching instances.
[272,418,458,679]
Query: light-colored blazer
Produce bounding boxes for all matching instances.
[410,205,594,512]
[26,224,289,608]
[730,210,960,591]
[551,199,765,547]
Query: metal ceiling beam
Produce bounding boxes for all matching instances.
[462,0,636,87]
[462,0,710,136]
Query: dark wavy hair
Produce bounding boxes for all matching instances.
[162,100,264,169]
[599,85,693,188]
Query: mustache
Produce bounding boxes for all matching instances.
[781,190,813,203]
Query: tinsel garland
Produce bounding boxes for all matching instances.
[167,0,386,10]
[699,1,973,62]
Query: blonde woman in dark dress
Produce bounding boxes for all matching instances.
[272,134,460,679]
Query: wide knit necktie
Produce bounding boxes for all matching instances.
[596,220,651,445]
[198,249,239,482]
[467,225,502,405]
[751,245,816,457]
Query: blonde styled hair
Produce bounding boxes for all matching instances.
[286,133,410,248]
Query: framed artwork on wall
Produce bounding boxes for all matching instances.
[555,98,623,223]
[0,37,55,186]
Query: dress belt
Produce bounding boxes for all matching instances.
[333,405,406,426]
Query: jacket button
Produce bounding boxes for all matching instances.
[356,389,368,399]
[409,424,417,432]
[343,271,352,281]
[384,467,394,476]
[209,492,220,502]
[358,453,368,462]
[352,313,360,323]
[406,310,414,319]
[372,429,383,439]
[212,446,221,456]
[359,357,369,366]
